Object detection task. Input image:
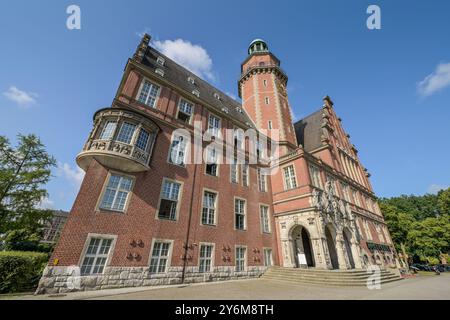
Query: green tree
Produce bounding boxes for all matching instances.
[437,188,450,216]
[379,202,415,252]
[0,134,56,248]
[407,215,450,260]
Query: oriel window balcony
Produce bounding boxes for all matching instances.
[76,108,159,173]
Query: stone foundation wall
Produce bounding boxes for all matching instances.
[36,265,268,294]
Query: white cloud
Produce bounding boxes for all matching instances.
[153,39,215,81]
[37,196,55,210]
[427,184,447,194]
[57,162,85,188]
[2,86,38,108]
[417,62,450,96]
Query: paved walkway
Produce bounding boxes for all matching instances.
[5,273,450,300]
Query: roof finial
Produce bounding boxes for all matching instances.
[323,95,334,108]
[133,33,151,62]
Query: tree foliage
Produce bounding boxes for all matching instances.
[380,189,450,263]
[0,134,56,248]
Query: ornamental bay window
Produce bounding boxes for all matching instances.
[77,108,159,173]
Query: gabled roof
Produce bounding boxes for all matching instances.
[140,47,254,127]
[294,109,323,152]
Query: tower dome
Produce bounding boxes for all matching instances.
[248,39,269,55]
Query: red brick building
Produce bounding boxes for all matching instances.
[37,36,399,293]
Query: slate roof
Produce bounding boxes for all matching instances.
[294,109,323,152]
[141,47,254,127]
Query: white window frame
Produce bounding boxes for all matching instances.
[283,165,298,190]
[241,162,249,187]
[201,189,218,226]
[136,78,161,108]
[234,197,247,231]
[198,242,215,273]
[263,248,273,267]
[260,204,271,234]
[258,168,267,192]
[176,98,194,124]
[230,157,239,184]
[235,246,247,272]
[156,56,165,66]
[207,113,221,137]
[156,178,183,221]
[149,239,174,274]
[79,233,117,275]
[98,172,134,213]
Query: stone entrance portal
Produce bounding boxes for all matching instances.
[325,226,339,269]
[291,225,315,268]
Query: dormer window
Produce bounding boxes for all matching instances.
[192,89,200,97]
[155,68,164,77]
[188,76,195,85]
[213,92,221,100]
[156,56,165,66]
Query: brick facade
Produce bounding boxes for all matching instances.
[37,36,399,294]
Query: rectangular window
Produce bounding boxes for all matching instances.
[100,174,133,212]
[258,168,267,192]
[99,121,117,140]
[265,97,269,105]
[199,244,213,273]
[242,162,249,187]
[149,241,171,273]
[260,205,270,233]
[308,164,322,189]
[201,191,217,225]
[158,180,181,220]
[235,247,246,272]
[268,121,272,129]
[80,237,113,275]
[230,157,238,184]
[116,122,136,144]
[205,148,218,176]
[283,165,297,190]
[138,80,160,108]
[135,129,150,151]
[168,134,187,166]
[177,99,194,123]
[263,248,273,267]
[234,199,246,230]
[208,114,221,137]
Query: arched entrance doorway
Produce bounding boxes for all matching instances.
[291,225,315,267]
[343,228,355,269]
[325,225,339,269]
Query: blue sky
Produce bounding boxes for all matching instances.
[1,0,449,211]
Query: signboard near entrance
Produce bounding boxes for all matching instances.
[297,253,308,267]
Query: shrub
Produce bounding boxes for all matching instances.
[0,251,49,293]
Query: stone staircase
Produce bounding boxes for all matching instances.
[261,266,403,287]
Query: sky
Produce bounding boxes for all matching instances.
[0,0,449,211]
